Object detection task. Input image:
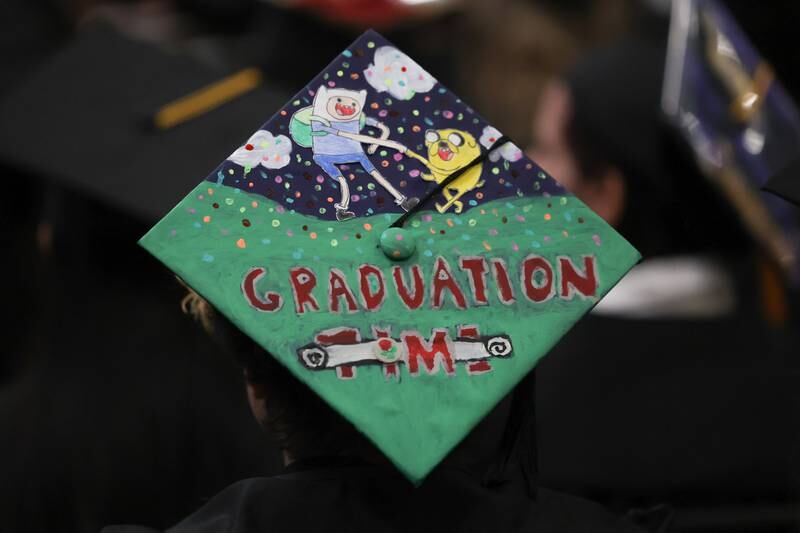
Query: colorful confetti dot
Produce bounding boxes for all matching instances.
[236,238,246,249]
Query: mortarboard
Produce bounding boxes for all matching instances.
[662,0,800,278]
[0,24,289,223]
[765,156,800,208]
[139,30,640,483]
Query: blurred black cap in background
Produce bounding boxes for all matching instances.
[0,23,289,222]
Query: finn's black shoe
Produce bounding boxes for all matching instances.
[399,197,419,212]
[336,208,356,221]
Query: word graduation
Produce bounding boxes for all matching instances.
[242,254,599,314]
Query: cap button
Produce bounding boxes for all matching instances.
[379,227,416,261]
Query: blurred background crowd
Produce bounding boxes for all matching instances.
[1,0,800,531]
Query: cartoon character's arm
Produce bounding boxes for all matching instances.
[364,116,389,155]
[404,149,430,166]
[310,115,337,136]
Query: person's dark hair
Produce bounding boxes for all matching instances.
[180,290,378,460]
[564,37,751,259]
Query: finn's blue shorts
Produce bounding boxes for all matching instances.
[313,152,377,178]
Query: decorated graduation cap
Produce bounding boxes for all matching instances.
[141,30,640,483]
[662,0,800,278]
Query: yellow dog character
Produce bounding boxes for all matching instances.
[405,129,483,214]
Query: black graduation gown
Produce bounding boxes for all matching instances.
[535,260,800,505]
[102,460,645,533]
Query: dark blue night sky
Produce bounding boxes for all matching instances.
[205,30,564,221]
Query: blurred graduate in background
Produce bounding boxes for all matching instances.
[530,2,800,530]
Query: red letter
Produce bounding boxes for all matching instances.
[289,267,320,314]
[358,264,385,311]
[459,256,489,305]
[315,328,359,380]
[328,268,358,313]
[521,255,554,303]
[491,258,515,305]
[392,265,425,310]
[241,267,283,312]
[431,257,467,309]
[559,256,598,299]
[403,329,455,375]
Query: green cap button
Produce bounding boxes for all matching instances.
[379,227,416,260]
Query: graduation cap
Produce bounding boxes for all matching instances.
[765,156,800,208]
[139,30,640,483]
[662,0,800,278]
[0,24,289,223]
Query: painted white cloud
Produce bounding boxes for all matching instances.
[479,126,522,163]
[364,46,436,101]
[227,130,291,169]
